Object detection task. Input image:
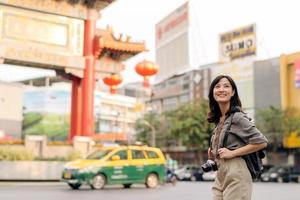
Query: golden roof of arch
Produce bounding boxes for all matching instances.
[95,26,147,58]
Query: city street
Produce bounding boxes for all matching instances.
[0,181,299,200]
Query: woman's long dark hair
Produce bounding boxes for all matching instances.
[207,75,242,124]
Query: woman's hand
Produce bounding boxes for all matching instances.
[218,143,267,159]
[218,148,235,159]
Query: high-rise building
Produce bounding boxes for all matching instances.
[155,1,204,82]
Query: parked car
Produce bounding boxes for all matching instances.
[174,165,203,181]
[262,164,274,172]
[260,166,291,182]
[286,168,300,183]
[202,171,216,181]
[61,145,166,189]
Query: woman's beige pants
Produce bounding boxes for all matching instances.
[212,157,252,200]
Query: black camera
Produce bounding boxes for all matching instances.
[201,159,218,172]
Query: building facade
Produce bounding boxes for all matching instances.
[253,57,281,111]
[0,82,23,139]
[155,1,204,82]
[253,53,300,168]
[147,68,211,113]
[253,53,300,116]
[119,82,150,99]
[94,91,141,143]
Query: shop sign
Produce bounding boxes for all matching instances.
[219,24,256,62]
[294,59,300,88]
[283,132,300,148]
[155,2,189,46]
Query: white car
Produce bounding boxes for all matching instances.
[174,165,203,181]
[174,166,192,180]
[202,171,216,181]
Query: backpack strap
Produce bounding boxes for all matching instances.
[222,113,235,148]
[222,113,266,159]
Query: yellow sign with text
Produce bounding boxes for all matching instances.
[283,132,300,148]
[219,24,256,62]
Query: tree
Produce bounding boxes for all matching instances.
[164,100,214,163]
[282,108,300,138]
[135,112,161,146]
[256,106,284,151]
[135,101,214,153]
[256,106,300,151]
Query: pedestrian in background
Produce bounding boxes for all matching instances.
[207,75,268,200]
[165,153,178,173]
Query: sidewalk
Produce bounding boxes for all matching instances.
[0,181,64,187]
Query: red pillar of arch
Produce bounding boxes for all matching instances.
[81,11,97,137]
[69,76,82,140]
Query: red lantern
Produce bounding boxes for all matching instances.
[135,60,159,87]
[103,74,123,94]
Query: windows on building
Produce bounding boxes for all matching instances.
[163,96,178,111]
[179,94,189,103]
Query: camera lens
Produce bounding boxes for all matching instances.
[202,163,211,172]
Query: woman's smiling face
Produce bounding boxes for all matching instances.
[213,77,235,104]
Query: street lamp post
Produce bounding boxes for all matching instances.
[140,120,156,147]
[96,112,101,133]
[112,111,120,142]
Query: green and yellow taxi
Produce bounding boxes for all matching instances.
[61,145,166,189]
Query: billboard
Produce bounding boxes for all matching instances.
[219,24,256,62]
[23,89,71,141]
